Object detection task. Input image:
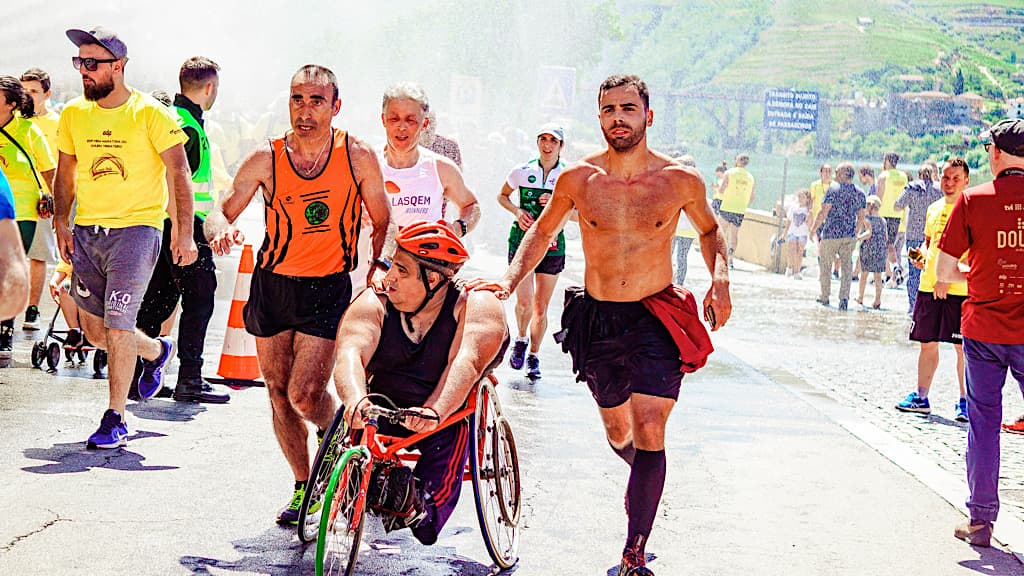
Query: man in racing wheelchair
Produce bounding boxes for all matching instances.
[333,220,508,545]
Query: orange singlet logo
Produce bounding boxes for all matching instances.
[385,180,401,195]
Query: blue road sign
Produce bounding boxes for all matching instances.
[764,89,819,131]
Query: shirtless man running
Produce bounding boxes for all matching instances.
[206,65,391,525]
[471,74,731,576]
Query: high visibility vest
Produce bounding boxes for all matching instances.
[173,105,214,218]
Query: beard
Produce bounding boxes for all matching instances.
[603,123,645,152]
[83,77,115,101]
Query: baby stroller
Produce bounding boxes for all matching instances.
[30,308,107,377]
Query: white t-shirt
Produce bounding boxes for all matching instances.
[787,204,810,238]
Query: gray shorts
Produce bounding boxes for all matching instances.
[71,224,161,331]
[27,216,57,263]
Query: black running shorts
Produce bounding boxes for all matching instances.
[558,288,683,409]
[244,266,352,340]
[909,291,964,345]
[508,248,565,276]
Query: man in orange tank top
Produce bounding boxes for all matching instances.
[205,65,392,525]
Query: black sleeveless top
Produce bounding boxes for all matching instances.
[366,285,462,408]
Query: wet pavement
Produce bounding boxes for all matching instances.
[2,221,1024,574]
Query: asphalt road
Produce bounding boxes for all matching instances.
[1,217,1022,575]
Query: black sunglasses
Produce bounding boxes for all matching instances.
[72,56,118,72]
[984,142,992,152]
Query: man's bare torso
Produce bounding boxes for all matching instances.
[565,149,704,301]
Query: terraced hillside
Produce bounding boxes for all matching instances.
[709,0,1024,100]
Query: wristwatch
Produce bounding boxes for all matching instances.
[371,257,392,271]
[454,219,469,237]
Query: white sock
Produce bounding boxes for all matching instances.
[516,336,528,344]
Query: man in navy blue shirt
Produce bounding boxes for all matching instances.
[811,162,867,311]
[0,170,31,361]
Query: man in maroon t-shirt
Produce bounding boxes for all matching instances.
[938,118,1024,548]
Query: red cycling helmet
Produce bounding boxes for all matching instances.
[395,220,469,265]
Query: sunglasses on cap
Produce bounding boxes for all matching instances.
[72,56,118,72]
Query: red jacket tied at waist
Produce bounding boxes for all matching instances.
[641,285,714,373]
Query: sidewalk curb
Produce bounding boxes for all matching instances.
[749,362,1024,565]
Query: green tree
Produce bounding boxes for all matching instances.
[953,67,964,95]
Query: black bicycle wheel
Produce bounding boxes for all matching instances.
[317,449,368,576]
[298,405,348,542]
[470,381,520,569]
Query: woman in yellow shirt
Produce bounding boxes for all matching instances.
[0,76,56,338]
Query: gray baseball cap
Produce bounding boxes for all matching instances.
[537,123,565,142]
[66,27,128,61]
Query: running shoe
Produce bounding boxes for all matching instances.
[276,484,306,526]
[138,337,174,401]
[838,299,848,312]
[526,354,541,379]
[22,305,40,330]
[86,409,128,450]
[1002,416,1024,435]
[955,398,969,423]
[895,391,931,414]
[0,321,13,362]
[509,339,527,370]
[618,535,653,576]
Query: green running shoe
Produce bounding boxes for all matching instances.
[276,484,306,526]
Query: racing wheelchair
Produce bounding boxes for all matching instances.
[298,374,520,576]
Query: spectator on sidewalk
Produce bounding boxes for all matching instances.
[673,155,699,284]
[0,76,56,345]
[858,165,876,197]
[895,163,942,313]
[710,161,727,214]
[20,68,62,332]
[810,162,866,311]
[810,164,840,279]
[895,159,970,422]
[937,121,1024,548]
[877,152,908,286]
[856,195,887,309]
[717,153,755,268]
[783,188,812,279]
[0,170,30,346]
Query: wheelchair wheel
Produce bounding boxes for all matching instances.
[299,406,348,543]
[316,449,369,576]
[93,350,108,376]
[46,343,61,370]
[31,342,46,369]
[470,380,520,569]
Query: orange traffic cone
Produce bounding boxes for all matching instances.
[206,244,263,388]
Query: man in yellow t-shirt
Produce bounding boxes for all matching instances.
[20,68,62,331]
[876,151,908,283]
[52,26,196,451]
[808,163,833,224]
[895,158,970,421]
[717,153,755,268]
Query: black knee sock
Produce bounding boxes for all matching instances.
[625,449,666,555]
[609,440,636,466]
